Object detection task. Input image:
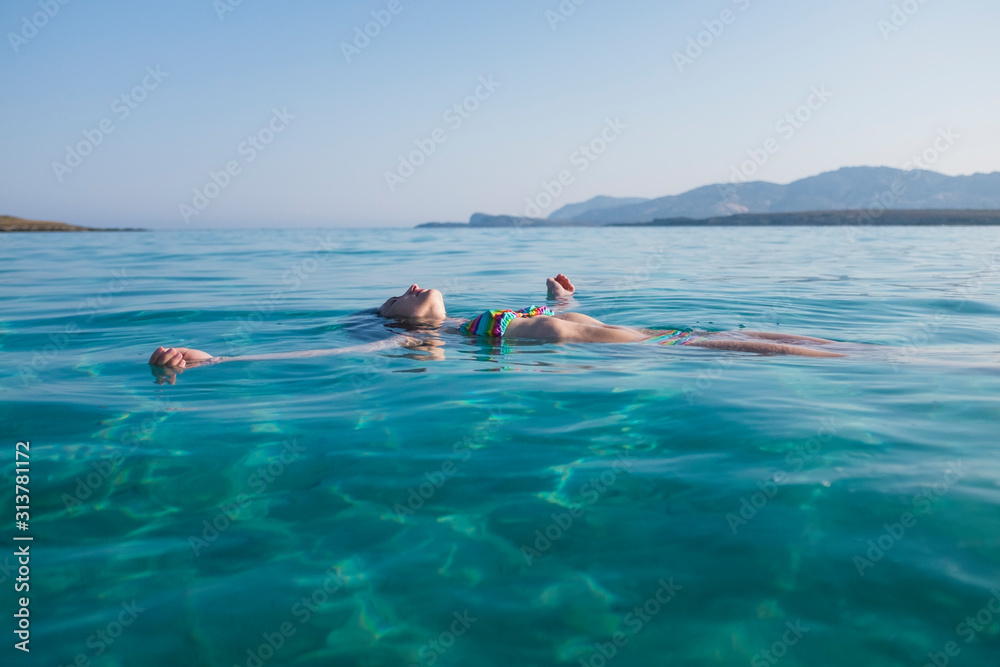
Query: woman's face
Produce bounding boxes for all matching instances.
[378,284,446,320]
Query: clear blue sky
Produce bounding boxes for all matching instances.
[2,0,998,228]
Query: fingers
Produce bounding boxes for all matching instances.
[166,348,184,367]
[556,274,575,291]
[149,347,186,367]
[547,275,575,297]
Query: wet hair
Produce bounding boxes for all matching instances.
[344,307,439,340]
[340,308,398,342]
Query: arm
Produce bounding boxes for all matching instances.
[148,336,421,383]
[214,336,417,362]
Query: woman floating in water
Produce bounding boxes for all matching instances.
[149,274,845,381]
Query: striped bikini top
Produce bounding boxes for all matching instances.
[460,306,554,338]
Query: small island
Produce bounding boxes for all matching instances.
[0,215,143,232]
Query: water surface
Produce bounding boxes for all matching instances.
[2,226,999,666]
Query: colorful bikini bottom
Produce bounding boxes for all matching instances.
[645,329,709,346]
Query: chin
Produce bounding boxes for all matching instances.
[423,290,444,306]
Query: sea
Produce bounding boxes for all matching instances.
[3,225,999,666]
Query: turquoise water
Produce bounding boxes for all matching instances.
[3,226,1000,667]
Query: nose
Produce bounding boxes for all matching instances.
[409,284,419,294]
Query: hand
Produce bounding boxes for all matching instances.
[148,347,213,384]
[546,274,575,298]
[149,346,213,367]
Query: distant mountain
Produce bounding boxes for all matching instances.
[547,196,650,221]
[555,167,1000,224]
